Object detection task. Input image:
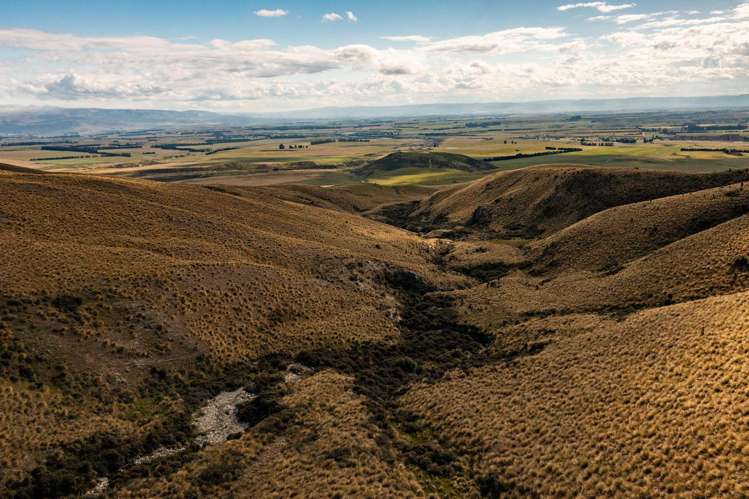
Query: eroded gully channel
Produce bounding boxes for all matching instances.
[19,253,539,498]
[235,267,543,497]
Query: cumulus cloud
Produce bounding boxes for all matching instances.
[346,11,358,22]
[23,73,168,100]
[381,35,432,43]
[3,9,749,112]
[334,45,379,65]
[0,28,180,52]
[322,12,343,22]
[558,2,636,13]
[255,8,287,17]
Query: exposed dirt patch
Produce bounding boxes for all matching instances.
[193,388,256,445]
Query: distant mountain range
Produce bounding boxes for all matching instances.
[0,108,255,136]
[2,94,749,136]
[272,94,749,120]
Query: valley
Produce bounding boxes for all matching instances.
[2,138,749,495]
[5,0,749,495]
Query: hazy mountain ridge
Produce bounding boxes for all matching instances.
[0,108,255,136]
[2,93,749,136]
[269,94,749,119]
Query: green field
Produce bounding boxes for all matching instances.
[367,167,485,186]
[3,109,748,184]
[487,152,749,174]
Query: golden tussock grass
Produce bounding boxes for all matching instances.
[403,290,749,496]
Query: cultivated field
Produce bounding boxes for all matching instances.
[4,109,749,187]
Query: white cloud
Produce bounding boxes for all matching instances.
[254,8,287,17]
[210,38,277,50]
[558,2,636,13]
[3,8,749,112]
[587,15,612,21]
[614,14,650,24]
[25,73,168,100]
[346,11,358,22]
[322,12,343,22]
[381,35,432,43]
[737,3,749,18]
[425,27,569,53]
[334,45,378,65]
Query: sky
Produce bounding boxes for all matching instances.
[1,0,748,112]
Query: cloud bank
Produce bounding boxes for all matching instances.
[2,3,749,111]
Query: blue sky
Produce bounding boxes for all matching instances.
[1,1,748,111]
[3,1,735,45]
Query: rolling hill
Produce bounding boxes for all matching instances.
[0,169,467,496]
[2,161,749,496]
[405,165,749,237]
[0,163,41,174]
[356,151,491,178]
[529,181,749,274]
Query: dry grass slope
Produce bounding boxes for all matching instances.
[3,162,749,497]
[404,290,749,496]
[0,172,466,491]
[530,181,749,273]
[410,165,749,237]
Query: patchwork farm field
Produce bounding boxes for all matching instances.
[5,110,749,187]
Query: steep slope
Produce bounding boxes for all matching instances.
[409,165,749,237]
[404,289,749,496]
[452,210,749,328]
[0,172,466,494]
[529,182,749,274]
[0,163,41,174]
[0,175,468,372]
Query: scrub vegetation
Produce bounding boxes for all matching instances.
[2,108,749,496]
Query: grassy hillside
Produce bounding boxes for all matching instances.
[0,171,467,495]
[529,182,749,274]
[245,183,435,213]
[3,162,749,496]
[395,167,749,495]
[356,151,491,178]
[407,165,749,237]
[0,163,41,174]
[404,289,749,496]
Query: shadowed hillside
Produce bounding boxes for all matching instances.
[529,181,749,274]
[405,165,749,237]
[0,163,41,174]
[356,151,490,178]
